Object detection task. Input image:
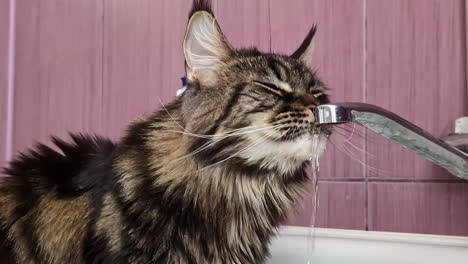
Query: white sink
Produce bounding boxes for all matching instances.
[269,226,468,264]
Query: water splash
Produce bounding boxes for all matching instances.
[306,132,321,264]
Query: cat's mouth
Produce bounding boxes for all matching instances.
[239,123,330,168]
[270,116,332,142]
[275,124,316,141]
[268,107,320,142]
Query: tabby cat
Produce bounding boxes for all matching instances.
[0,0,330,263]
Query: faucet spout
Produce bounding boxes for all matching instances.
[315,103,468,180]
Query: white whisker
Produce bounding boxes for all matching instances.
[197,127,283,171]
[167,125,282,139]
[331,129,374,158]
[158,98,193,135]
[174,124,287,162]
[328,138,390,176]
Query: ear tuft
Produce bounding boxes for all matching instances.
[188,0,214,19]
[291,25,317,64]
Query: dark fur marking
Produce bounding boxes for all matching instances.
[0,225,16,264]
[83,176,117,263]
[236,47,262,57]
[188,84,245,157]
[268,59,282,81]
[4,134,116,198]
[239,93,262,102]
[267,58,288,82]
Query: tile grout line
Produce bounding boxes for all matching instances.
[363,0,369,231]
[5,0,17,163]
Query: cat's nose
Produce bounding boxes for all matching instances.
[306,104,317,110]
[295,93,319,109]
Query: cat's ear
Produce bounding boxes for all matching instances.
[291,25,317,65]
[183,11,232,86]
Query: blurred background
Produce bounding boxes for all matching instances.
[1,0,468,236]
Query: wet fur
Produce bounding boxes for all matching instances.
[0,1,330,263]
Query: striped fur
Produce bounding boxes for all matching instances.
[0,0,331,263]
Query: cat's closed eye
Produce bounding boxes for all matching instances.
[253,81,293,100]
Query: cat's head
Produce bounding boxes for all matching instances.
[179,0,330,174]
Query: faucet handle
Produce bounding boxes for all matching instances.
[455,117,468,134]
[443,117,468,154]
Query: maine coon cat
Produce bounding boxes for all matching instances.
[0,0,330,263]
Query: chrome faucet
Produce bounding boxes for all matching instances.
[315,103,468,180]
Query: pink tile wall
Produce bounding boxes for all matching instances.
[369,183,468,236]
[213,0,270,52]
[0,0,10,167]
[12,0,104,155]
[288,182,366,230]
[101,0,189,140]
[2,0,468,236]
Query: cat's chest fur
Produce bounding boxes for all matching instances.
[102,142,310,263]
